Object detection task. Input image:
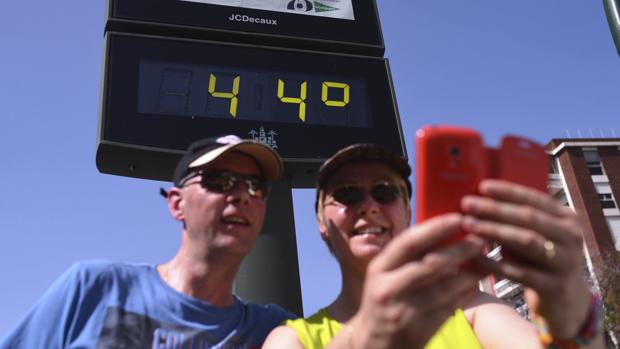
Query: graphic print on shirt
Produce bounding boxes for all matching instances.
[97,307,258,349]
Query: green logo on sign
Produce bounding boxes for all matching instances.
[314,1,339,13]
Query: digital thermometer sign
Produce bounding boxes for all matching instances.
[137,60,371,127]
[96,33,404,186]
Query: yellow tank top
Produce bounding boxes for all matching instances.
[285,308,482,349]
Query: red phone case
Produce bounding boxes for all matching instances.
[415,125,486,230]
[496,136,549,193]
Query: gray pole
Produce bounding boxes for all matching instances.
[604,0,620,57]
[234,178,304,317]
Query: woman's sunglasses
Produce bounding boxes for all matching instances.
[326,182,403,207]
[180,170,268,199]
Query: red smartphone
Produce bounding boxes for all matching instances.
[415,127,548,246]
[415,125,486,245]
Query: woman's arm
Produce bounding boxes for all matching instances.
[465,292,541,349]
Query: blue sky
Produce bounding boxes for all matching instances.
[1,1,619,338]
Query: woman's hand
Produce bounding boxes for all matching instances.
[461,179,592,339]
[346,213,486,349]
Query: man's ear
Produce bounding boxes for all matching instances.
[167,187,185,222]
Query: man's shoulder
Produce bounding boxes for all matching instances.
[62,260,154,286]
[240,299,297,322]
[233,299,297,346]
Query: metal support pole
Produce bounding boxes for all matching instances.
[604,0,620,56]
[234,178,304,317]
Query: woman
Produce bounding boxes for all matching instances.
[263,143,603,349]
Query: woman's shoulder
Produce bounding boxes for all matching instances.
[279,308,341,349]
[285,308,340,330]
[263,325,304,349]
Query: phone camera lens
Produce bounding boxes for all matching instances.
[449,146,460,157]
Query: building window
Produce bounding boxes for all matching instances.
[607,216,620,251]
[583,150,605,175]
[549,156,559,174]
[598,193,617,209]
[587,162,604,175]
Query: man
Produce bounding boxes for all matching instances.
[1,135,294,349]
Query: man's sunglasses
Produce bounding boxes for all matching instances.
[180,170,268,199]
[325,182,403,207]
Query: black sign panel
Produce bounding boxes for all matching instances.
[106,0,384,56]
[96,33,404,186]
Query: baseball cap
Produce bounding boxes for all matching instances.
[315,144,412,211]
[173,135,283,187]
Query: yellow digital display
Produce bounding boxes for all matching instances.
[208,73,240,117]
[138,60,371,128]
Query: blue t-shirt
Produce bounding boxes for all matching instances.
[0,260,294,349]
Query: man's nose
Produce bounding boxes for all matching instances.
[227,180,251,204]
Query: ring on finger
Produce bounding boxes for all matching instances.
[543,240,556,260]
